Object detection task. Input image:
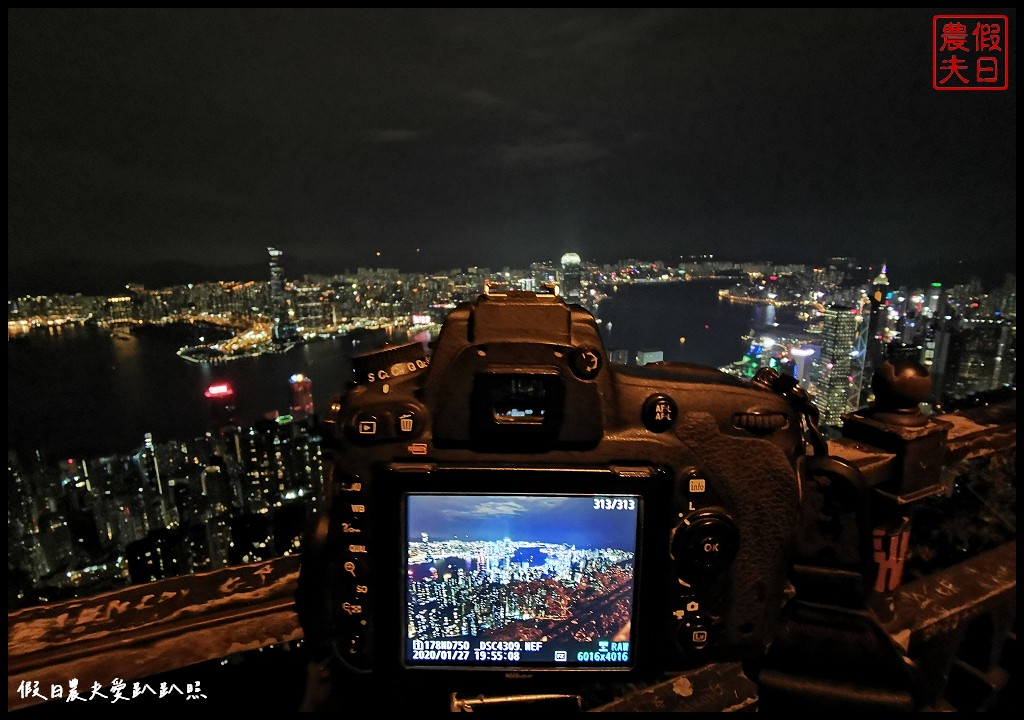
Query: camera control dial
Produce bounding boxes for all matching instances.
[671,510,740,579]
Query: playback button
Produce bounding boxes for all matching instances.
[350,412,382,441]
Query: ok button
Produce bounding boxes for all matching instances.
[671,511,740,577]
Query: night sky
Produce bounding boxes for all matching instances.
[407,494,639,550]
[8,8,1017,296]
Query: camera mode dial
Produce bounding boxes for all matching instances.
[353,342,431,386]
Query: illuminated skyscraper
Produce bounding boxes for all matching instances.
[268,246,298,342]
[289,373,314,420]
[818,305,863,429]
[607,348,629,365]
[204,382,237,434]
[268,246,285,317]
[859,264,890,406]
[925,282,944,318]
[139,432,177,528]
[107,295,133,323]
[141,432,164,496]
[126,528,189,583]
[790,346,816,388]
[199,462,237,515]
[943,317,1016,401]
[237,415,323,513]
[559,252,583,302]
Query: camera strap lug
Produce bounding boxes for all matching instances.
[753,367,828,455]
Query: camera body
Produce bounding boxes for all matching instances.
[298,291,803,706]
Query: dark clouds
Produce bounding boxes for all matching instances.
[7,8,1017,294]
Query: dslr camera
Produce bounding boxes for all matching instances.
[298,291,804,710]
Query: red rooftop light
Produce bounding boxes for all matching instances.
[204,383,234,398]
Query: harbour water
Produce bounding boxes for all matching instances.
[8,281,773,460]
[7,323,397,459]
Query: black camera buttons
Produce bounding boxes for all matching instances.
[350,412,382,441]
[670,595,721,655]
[671,511,740,578]
[676,612,719,654]
[642,394,678,432]
[339,630,371,667]
[339,555,369,583]
[394,407,421,436]
[348,407,424,441]
[570,346,602,379]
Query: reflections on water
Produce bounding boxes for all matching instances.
[9,283,771,459]
[8,322,398,458]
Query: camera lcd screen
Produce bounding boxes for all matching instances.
[404,493,640,669]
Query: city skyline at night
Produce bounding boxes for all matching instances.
[407,494,641,550]
[6,12,1016,709]
[8,9,1016,297]
[9,250,1015,463]
[406,493,637,667]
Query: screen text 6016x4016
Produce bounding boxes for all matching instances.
[404,493,641,669]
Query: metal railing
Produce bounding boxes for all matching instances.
[8,395,1015,712]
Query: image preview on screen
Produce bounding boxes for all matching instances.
[405,493,640,668]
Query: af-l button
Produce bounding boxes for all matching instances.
[642,394,677,433]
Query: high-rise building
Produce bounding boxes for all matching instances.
[925,282,944,318]
[237,416,323,513]
[228,512,275,565]
[790,345,816,388]
[607,349,629,365]
[268,246,298,342]
[268,246,285,317]
[942,318,1016,401]
[635,349,664,366]
[860,264,891,405]
[138,433,177,529]
[184,519,231,572]
[559,252,583,302]
[818,305,863,428]
[204,382,237,434]
[125,528,189,583]
[199,462,239,515]
[289,374,314,420]
[107,295,133,323]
